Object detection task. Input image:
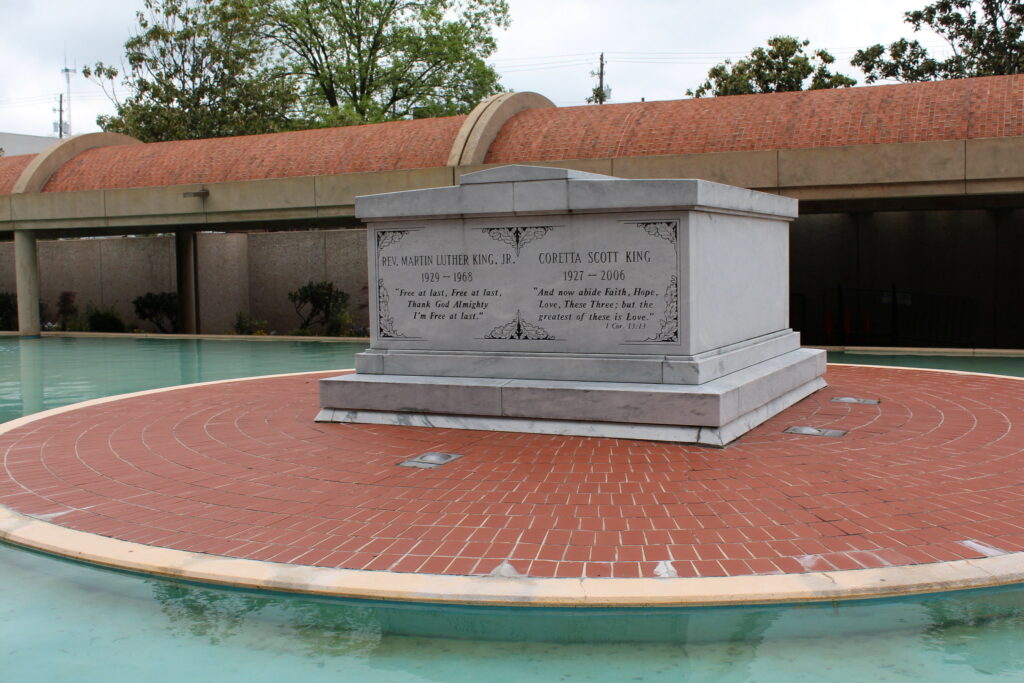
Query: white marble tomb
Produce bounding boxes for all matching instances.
[318,165,825,446]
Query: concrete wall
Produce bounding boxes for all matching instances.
[791,208,1023,348]
[0,234,174,330]
[3,213,1020,346]
[0,228,369,334]
[994,209,1024,347]
[244,229,368,335]
[0,241,12,293]
[196,232,249,335]
[248,231,326,334]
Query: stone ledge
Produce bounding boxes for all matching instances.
[316,375,824,446]
[356,330,800,385]
[320,348,826,440]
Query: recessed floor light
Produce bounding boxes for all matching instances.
[784,426,847,438]
[398,452,464,469]
[832,397,881,405]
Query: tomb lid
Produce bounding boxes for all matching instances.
[459,165,613,184]
[356,164,798,221]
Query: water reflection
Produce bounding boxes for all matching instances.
[17,338,43,415]
[141,575,1021,648]
[142,576,794,647]
[151,582,269,645]
[129,575,1024,680]
[151,580,384,655]
[5,542,1024,681]
[922,592,1024,676]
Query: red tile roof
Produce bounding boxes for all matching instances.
[486,75,1024,163]
[2,75,1021,197]
[0,154,35,195]
[42,116,466,193]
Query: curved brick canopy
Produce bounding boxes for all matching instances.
[486,75,1024,163]
[40,115,466,193]
[0,154,34,195]
[2,75,1022,197]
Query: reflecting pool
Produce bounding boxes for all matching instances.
[2,337,1024,681]
[0,336,366,423]
[4,543,1024,681]
[828,351,1024,378]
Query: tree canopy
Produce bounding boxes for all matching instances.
[86,0,510,139]
[687,36,856,98]
[260,0,509,124]
[852,0,1024,83]
[84,0,299,142]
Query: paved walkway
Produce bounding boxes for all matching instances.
[1,365,1023,597]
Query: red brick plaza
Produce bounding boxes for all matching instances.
[2,364,1023,581]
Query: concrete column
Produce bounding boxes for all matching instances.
[14,230,40,336]
[175,230,198,334]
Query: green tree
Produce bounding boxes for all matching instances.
[259,0,509,123]
[83,0,299,141]
[687,36,856,97]
[288,280,350,334]
[852,0,1024,83]
[132,291,179,333]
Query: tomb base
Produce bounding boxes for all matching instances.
[318,348,825,446]
[354,330,801,385]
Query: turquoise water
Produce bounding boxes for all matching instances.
[0,336,367,423]
[4,543,1024,681]
[828,351,1024,378]
[3,337,1024,681]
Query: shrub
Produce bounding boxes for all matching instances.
[326,309,353,337]
[0,291,15,330]
[132,292,178,333]
[287,281,350,335]
[57,291,78,330]
[86,306,126,333]
[233,312,268,335]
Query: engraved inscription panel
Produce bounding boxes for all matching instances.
[374,216,681,353]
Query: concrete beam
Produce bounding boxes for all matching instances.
[613,150,779,190]
[778,140,966,190]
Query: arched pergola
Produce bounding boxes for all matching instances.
[2,76,1023,345]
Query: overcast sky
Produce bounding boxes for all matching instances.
[0,0,944,138]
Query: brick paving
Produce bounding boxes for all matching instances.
[2,365,1023,580]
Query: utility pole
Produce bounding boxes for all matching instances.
[54,94,65,139]
[586,53,611,105]
[61,55,76,136]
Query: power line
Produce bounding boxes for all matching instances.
[499,61,593,73]
[494,41,953,67]
[492,51,598,63]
